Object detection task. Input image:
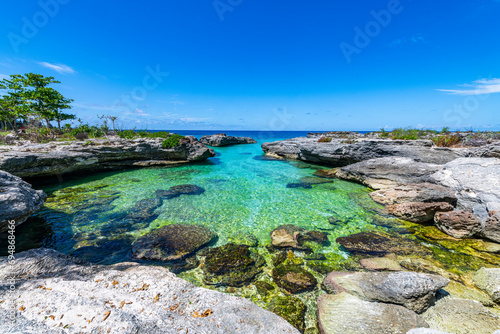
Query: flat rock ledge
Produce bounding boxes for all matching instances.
[0,248,300,334]
[0,136,215,178]
[200,133,257,147]
[0,170,46,233]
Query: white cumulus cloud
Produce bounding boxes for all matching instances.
[437,78,500,95]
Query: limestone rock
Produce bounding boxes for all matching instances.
[200,133,257,147]
[0,170,47,232]
[322,271,449,313]
[473,267,500,303]
[387,202,453,223]
[434,211,482,239]
[359,254,402,271]
[0,248,300,334]
[317,292,429,334]
[370,183,456,205]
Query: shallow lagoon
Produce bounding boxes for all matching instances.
[4,132,500,332]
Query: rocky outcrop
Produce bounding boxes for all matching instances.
[322,271,449,313]
[0,170,47,232]
[0,136,215,178]
[422,295,500,334]
[473,267,500,303]
[132,224,216,261]
[336,157,441,190]
[200,133,257,147]
[370,183,457,205]
[434,211,482,239]
[317,292,429,334]
[262,137,464,166]
[0,248,300,334]
[386,202,454,223]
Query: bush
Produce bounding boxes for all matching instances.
[432,134,461,147]
[162,134,185,148]
[317,137,332,143]
[117,130,136,139]
[147,131,170,138]
[75,132,89,140]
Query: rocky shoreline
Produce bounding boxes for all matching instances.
[199,133,257,147]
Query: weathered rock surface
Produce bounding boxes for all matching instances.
[473,267,500,303]
[0,170,47,232]
[322,271,449,313]
[370,183,457,205]
[431,158,500,225]
[336,231,432,256]
[200,133,257,147]
[261,137,464,166]
[270,225,327,250]
[0,136,215,178]
[484,212,500,243]
[132,224,216,262]
[386,202,454,223]
[317,292,429,334]
[434,211,482,239]
[422,296,500,334]
[0,248,300,334]
[407,329,451,334]
[336,157,441,190]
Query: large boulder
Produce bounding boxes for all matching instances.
[132,224,216,261]
[431,158,500,225]
[0,137,215,178]
[317,292,429,334]
[370,183,456,205]
[200,133,257,147]
[0,170,47,232]
[322,271,449,313]
[0,248,300,334]
[386,202,454,223]
[336,231,432,256]
[262,137,464,167]
[434,211,482,239]
[336,157,442,190]
[422,296,500,334]
[473,267,500,303]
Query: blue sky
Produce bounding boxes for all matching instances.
[1,0,499,131]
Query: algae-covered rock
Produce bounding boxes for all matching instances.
[155,184,205,199]
[317,292,429,334]
[298,176,333,185]
[473,267,500,303]
[268,296,306,333]
[227,232,259,247]
[336,231,431,256]
[422,296,500,334]
[286,182,312,189]
[272,264,317,293]
[359,254,402,271]
[125,197,163,223]
[132,224,216,261]
[443,280,494,307]
[322,271,449,313]
[203,243,265,287]
[254,281,274,296]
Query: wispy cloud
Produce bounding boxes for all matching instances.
[0,73,9,80]
[38,62,76,75]
[388,34,427,48]
[437,78,500,95]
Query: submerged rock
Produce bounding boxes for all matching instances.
[386,202,454,223]
[434,211,482,239]
[0,248,300,334]
[336,231,431,256]
[298,176,333,185]
[0,170,47,233]
[270,225,327,250]
[317,292,429,334]
[268,296,306,333]
[202,243,265,287]
[286,182,312,189]
[155,184,205,199]
[473,267,500,303]
[272,264,317,293]
[125,197,163,223]
[359,254,402,271]
[132,224,216,261]
[322,271,449,313]
[199,133,257,147]
[370,183,457,205]
[422,295,500,334]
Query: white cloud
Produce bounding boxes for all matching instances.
[437,78,500,95]
[38,62,76,75]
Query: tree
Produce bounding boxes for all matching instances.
[107,116,117,131]
[22,73,61,127]
[0,75,29,133]
[46,90,75,130]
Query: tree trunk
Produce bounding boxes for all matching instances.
[57,119,61,131]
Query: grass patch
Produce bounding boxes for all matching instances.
[432,134,462,147]
[317,137,332,143]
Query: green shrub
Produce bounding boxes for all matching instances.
[117,130,137,139]
[162,134,185,148]
[317,137,332,143]
[379,129,390,138]
[147,131,170,138]
[432,134,461,147]
[391,127,437,140]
